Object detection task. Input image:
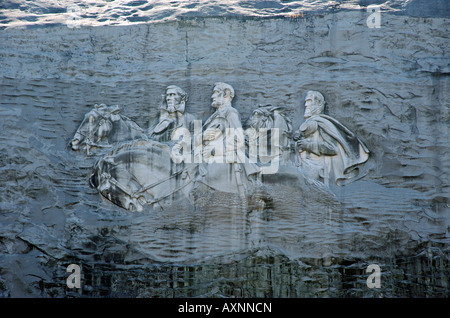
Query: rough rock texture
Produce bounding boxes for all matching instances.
[0,1,449,297]
[1,0,449,29]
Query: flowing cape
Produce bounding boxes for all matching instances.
[309,114,370,184]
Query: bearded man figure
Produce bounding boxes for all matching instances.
[197,82,259,194]
[149,85,196,143]
[293,91,370,186]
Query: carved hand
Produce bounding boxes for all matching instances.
[202,145,215,159]
[292,131,303,141]
[297,139,336,156]
[296,139,311,151]
[203,128,220,141]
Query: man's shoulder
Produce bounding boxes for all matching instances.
[224,106,240,117]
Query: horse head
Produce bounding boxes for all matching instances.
[247,104,291,133]
[246,104,293,163]
[71,104,124,154]
[247,105,274,130]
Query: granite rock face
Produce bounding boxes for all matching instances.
[0,2,449,297]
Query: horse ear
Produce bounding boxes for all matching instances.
[110,105,122,114]
[108,106,122,122]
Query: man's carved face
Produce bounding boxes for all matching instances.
[166,88,181,113]
[304,93,315,118]
[211,87,226,109]
[304,92,323,118]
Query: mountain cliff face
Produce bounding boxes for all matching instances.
[0,1,448,297]
[1,0,449,29]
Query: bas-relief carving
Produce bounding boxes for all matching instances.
[72,84,370,211]
[293,91,370,187]
[71,103,146,155]
[198,82,260,195]
[148,85,197,143]
[87,85,200,212]
[89,139,198,212]
[246,104,292,164]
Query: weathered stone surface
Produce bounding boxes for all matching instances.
[0,0,449,30]
[0,2,448,297]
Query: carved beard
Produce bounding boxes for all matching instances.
[304,104,322,118]
[211,92,226,109]
[166,101,176,113]
[211,100,221,109]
